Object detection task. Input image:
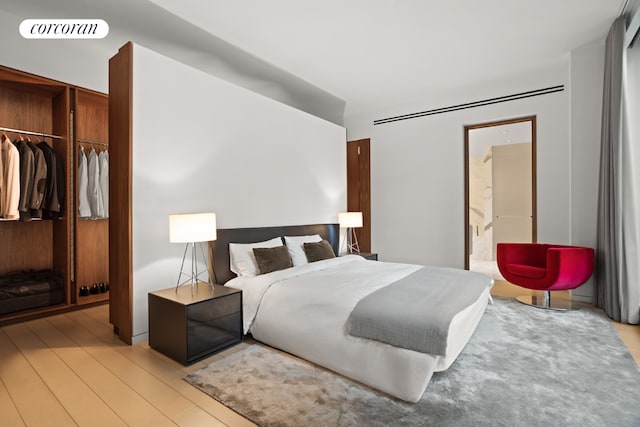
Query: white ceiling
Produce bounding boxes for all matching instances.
[0,0,626,119]
[148,0,625,115]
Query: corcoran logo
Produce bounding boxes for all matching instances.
[19,19,109,39]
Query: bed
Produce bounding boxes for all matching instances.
[208,223,492,402]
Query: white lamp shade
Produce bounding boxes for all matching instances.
[338,212,363,228]
[169,212,217,243]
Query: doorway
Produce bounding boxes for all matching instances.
[464,117,537,279]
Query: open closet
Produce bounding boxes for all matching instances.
[74,89,109,306]
[0,65,108,324]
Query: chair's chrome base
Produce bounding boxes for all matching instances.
[516,291,577,311]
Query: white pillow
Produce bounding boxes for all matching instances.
[284,234,323,266]
[229,237,283,277]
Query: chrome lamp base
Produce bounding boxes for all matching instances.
[344,227,360,255]
[176,241,212,292]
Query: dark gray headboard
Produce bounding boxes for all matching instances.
[208,223,340,284]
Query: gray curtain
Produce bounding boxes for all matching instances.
[595,15,640,324]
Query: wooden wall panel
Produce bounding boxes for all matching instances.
[75,220,109,296]
[0,84,53,133]
[76,89,108,142]
[346,138,371,253]
[0,222,53,274]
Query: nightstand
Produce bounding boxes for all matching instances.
[148,283,242,365]
[358,252,378,261]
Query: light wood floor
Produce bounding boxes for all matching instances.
[1,287,638,427]
[0,304,256,427]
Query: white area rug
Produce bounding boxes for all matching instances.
[185,298,640,427]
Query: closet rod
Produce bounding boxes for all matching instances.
[78,138,108,147]
[0,125,63,140]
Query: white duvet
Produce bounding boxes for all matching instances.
[225,255,491,402]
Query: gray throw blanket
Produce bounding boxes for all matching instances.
[346,266,491,356]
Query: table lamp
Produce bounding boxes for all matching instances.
[339,211,363,254]
[169,212,217,291]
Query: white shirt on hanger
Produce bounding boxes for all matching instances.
[1,136,20,219]
[78,146,91,218]
[98,150,109,218]
[87,147,100,218]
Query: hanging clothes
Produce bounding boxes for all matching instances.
[52,147,65,219]
[16,139,35,221]
[98,149,108,218]
[37,141,55,216]
[95,162,104,219]
[78,146,91,218]
[27,141,47,218]
[87,148,100,218]
[0,135,3,216]
[1,135,20,219]
[37,141,64,219]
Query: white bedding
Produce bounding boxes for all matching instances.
[225,255,491,402]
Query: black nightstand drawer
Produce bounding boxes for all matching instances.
[188,291,241,323]
[149,283,243,365]
[188,311,242,360]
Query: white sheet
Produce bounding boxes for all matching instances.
[225,255,491,402]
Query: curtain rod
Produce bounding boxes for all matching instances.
[0,125,63,140]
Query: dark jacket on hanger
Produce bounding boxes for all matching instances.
[37,141,65,219]
[15,140,35,221]
[52,148,65,218]
[27,141,47,218]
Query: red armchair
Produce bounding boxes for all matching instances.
[496,243,594,310]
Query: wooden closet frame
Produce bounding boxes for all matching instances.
[0,65,109,325]
[108,42,133,344]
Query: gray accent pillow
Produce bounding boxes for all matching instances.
[303,240,336,263]
[253,245,293,274]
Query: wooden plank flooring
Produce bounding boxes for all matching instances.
[0,304,254,427]
[1,293,638,426]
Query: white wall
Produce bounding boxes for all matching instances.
[131,44,346,342]
[0,7,347,343]
[346,59,571,267]
[345,49,605,303]
[0,9,110,92]
[0,5,344,125]
[569,42,605,301]
[0,1,606,312]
